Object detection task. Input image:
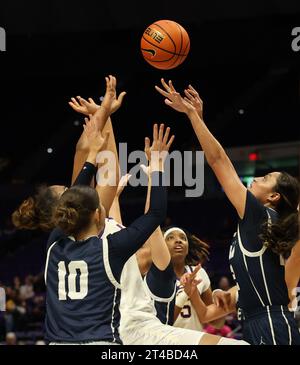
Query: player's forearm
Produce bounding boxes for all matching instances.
[144,170,151,214]
[186,109,226,166]
[93,105,111,132]
[174,305,182,322]
[285,246,300,304]
[96,119,120,216]
[109,197,123,225]
[189,291,210,323]
[191,290,231,323]
[148,227,171,271]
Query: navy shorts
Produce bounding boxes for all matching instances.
[240,305,300,345]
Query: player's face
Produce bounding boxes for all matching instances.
[50,185,68,198]
[165,230,189,260]
[248,172,281,204]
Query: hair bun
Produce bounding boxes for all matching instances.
[54,206,79,234]
[12,197,39,229]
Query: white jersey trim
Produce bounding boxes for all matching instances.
[267,306,277,345]
[44,241,58,285]
[102,236,121,289]
[242,252,265,307]
[259,254,272,305]
[110,288,119,343]
[237,225,267,257]
[281,305,292,345]
[236,210,272,257]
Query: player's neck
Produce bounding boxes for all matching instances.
[172,260,185,278]
[75,224,104,241]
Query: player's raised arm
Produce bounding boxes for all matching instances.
[109,173,132,225]
[69,75,126,185]
[141,130,174,271]
[285,239,300,309]
[155,79,247,219]
[107,124,173,280]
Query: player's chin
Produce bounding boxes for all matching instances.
[172,251,186,260]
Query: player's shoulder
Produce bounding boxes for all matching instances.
[100,217,125,238]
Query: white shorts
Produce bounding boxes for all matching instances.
[121,320,205,345]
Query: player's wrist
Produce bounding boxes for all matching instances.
[176,291,189,308]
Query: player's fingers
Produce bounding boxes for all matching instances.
[158,123,165,142]
[161,78,170,92]
[166,135,175,150]
[188,84,198,94]
[155,85,170,98]
[144,137,151,151]
[168,80,176,92]
[162,127,170,145]
[79,97,90,107]
[184,89,195,101]
[117,91,127,104]
[71,97,80,107]
[164,98,173,107]
[153,123,158,142]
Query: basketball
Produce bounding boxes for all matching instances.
[140,20,190,70]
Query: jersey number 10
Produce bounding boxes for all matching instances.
[58,261,88,300]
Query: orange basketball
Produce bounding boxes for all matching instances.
[141,20,190,70]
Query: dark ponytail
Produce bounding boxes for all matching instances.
[12,186,57,231]
[53,185,99,236]
[185,230,210,265]
[260,172,300,258]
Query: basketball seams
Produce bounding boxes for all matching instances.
[141,35,187,57]
[153,22,177,53]
[169,23,183,68]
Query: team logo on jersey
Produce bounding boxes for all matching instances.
[259,337,266,345]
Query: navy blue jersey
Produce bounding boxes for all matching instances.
[144,261,176,325]
[229,190,300,344]
[44,170,167,343]
[45,234,122,343]
[229,191,289,310]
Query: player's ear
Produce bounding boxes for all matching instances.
[267,192,280,206]
[93,208,101,223]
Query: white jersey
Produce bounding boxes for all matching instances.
[100,218,248,345]
[174,265,211,331]
[100,218,156,325]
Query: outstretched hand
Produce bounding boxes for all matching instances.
[183,85,203,119]
[180,264,202,298]
[69,75,126,117]
[155,78,195,115]
[145,123,175,171]
[69,96,100,116]
[101,75,126,115]
[212,290,232,312]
